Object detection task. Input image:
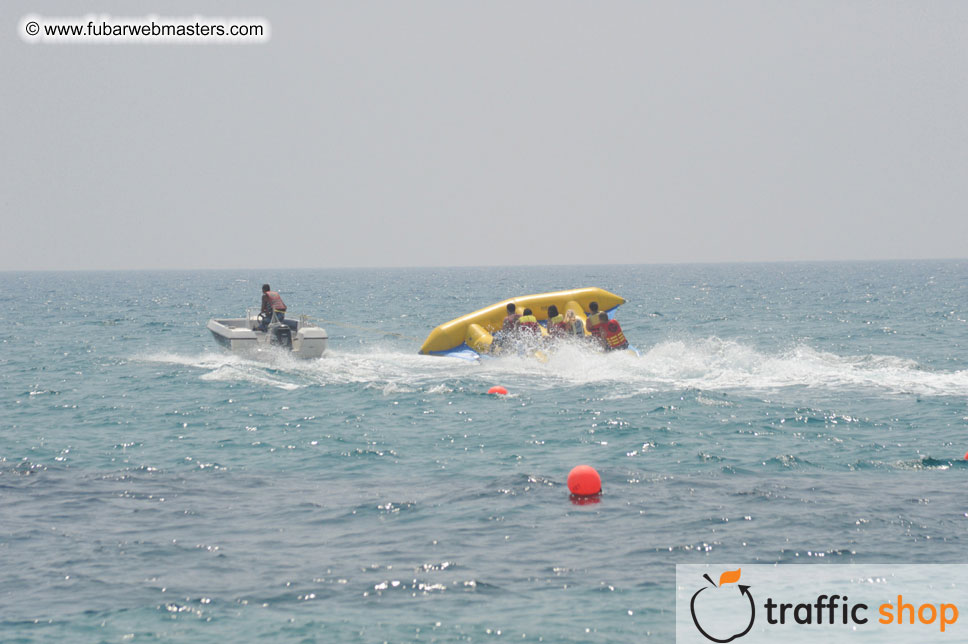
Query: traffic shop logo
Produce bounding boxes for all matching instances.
[684,566,961,641]
[690,569,755,643]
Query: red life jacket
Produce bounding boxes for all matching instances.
[547,314,566,336]
[518,315,540,334]
[603,320,628,350]
[264,291,286,312]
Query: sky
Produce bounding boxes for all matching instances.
[3,1,967,271]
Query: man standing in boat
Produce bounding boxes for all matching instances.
[259,284,287,331]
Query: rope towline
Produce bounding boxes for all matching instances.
[306,317,421,342]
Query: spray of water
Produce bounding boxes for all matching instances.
[140,337,968,397]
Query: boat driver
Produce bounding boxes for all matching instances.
[259,284,287,331]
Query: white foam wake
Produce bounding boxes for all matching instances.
[138,351,306,390]
[636,339,966,397]
[137,338,968,398]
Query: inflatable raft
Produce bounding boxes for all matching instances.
[419,287,627,360]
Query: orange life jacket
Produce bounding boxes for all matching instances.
[603,320,628,350]
[263,291,286,313]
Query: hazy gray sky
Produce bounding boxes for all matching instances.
[3,1,967,271]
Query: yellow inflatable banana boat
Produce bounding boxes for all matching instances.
[419,287,626,359]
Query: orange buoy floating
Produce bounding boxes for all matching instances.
[567,465,602,496]
[487,386,508,395]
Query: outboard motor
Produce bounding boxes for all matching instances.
[270,325,293,349]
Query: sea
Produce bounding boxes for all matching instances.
[1,261,967,643]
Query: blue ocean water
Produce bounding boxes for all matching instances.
[2,262,967,643]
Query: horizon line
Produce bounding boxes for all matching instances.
[1,256,967,274]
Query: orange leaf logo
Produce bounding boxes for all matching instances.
[718,568,741,586]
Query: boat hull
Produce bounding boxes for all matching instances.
[207,317,327,359]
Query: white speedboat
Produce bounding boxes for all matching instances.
[207,309,328,359]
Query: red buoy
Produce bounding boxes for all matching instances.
[487,386,508,395]
[567,465,602,496]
